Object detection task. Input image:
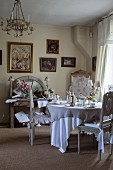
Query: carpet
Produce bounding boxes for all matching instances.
[0,125,113,170]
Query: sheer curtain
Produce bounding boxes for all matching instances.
[104,44,113,91]
[95,15,113,101]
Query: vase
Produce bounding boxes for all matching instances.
[23,93,29,99]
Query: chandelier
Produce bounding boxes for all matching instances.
[0,0,34,37]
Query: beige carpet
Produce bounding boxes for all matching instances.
[0,125,113,170]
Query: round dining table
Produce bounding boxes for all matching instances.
[47,102,102,153]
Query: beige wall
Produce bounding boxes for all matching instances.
[0,24,95,124]
[92,24,98,82]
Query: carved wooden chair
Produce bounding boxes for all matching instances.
[70,69,92,98]
[13,76,51,145]
[78,91,113,160]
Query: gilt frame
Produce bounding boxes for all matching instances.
[7,42,33,73]
[46,39,59,54]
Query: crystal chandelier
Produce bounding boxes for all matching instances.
[0,0,34,37]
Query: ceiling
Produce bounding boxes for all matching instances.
[0,0,113,27]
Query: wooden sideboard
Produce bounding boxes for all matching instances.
[8,98,46,128]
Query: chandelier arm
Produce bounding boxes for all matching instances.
[19,1,25,21]
[16,1,19,21]
[11,1,17,19]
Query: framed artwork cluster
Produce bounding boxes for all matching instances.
[7,40,76,73]
[40,56,76,72]
[40,39,76,72]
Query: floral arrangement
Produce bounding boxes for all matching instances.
[18,81,31,96]
[86,95,97,102]
[86,96,93,100]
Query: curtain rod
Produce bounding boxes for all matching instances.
[99,12,113,23]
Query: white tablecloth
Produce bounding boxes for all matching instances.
[47,102,102,153]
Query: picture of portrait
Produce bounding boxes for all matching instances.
[40,58,57,72]
[46,39,59,54]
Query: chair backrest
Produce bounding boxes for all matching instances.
[71,69,91,78]
[100,91,113,128]
[9,75,46,98]
[70,69,92,98]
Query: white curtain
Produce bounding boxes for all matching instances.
[95,15,113,101]
[104,44,113,91]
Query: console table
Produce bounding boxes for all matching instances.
[6,98,48,128]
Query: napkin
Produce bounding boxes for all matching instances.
[15,111,30,123]
[37,100,48,108]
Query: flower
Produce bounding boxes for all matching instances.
[87,96,93,100]
[18,81,31,95]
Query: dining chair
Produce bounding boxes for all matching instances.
[78,91,113,160]
[15,89,51,146]
[70,69,92,98]
[28,89,51,146]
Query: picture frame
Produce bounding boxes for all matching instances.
[40,57,57,72]
[7,42,33,73]
[92,56,97,72]
[46,39,59,54]
[61,57,76,67]
[0,50,2,65]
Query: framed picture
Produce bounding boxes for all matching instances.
[61,57,76,67]
[46,39,59,54]
[92,56,97,72]
[40,57,57,72]
[0,50,2,65]
[7,42,33,73]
